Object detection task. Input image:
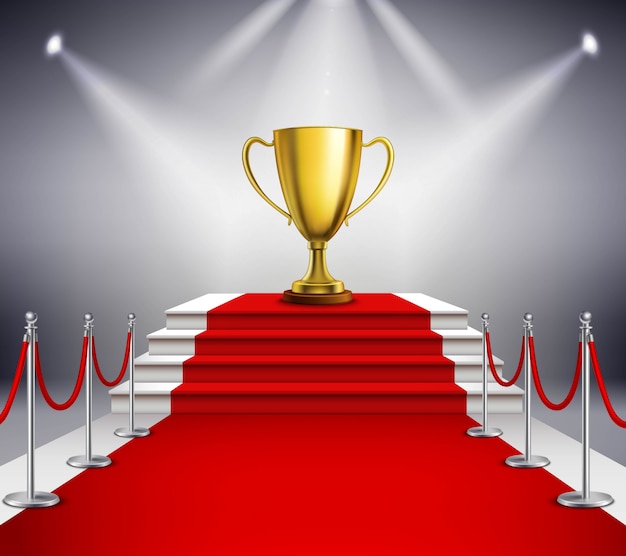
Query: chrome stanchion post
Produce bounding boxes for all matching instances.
[115,313,149,438]
[3,312,60,508]
[67,313,111,468]
[467,313,502,438]
[506,313,549,468]
[558,312,613,508]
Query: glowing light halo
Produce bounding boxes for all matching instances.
[581,31,599,57]
[45,33,63,58]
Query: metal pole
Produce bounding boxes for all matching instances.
[86,317,92,461]
[27,320,35,500]
[467,313,502,438]
[115,313,149,438]
[129,314,135,432]
[3,312,60,508]
[558,312,613,507]
[506,313,549,468]
[583,319,590,499]
[67,313,112,468]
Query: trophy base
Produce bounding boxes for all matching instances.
[282,290,353,305]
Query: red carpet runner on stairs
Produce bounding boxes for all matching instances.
[174,293,466,413]
[1,413,625,555]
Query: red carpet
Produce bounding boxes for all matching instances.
[200,293,432,329]
[174,294,465,414]
[1,413,625,555]
[5,295,618,553]
[0,415,626,556]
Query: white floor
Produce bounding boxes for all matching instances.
[0,413,167,526]
[1,412,625,527]
[472,412,626,525]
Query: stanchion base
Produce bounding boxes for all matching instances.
[114,426,150,438]
[466,426,503,438]
[67,454,111,468]
[557,491,614,508]
[3,491,60,508]
[505,454,550,468]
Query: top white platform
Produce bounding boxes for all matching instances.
[164,292,469,331]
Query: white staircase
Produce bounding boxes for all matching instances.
[110,293,523,415]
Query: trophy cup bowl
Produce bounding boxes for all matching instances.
[242,126,394,304]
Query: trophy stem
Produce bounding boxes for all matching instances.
[302,241,340,289]
[283,241,352,304]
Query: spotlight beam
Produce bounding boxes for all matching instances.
[183,0,297,94]
[421,47,584,189]
[366,0,473,120]
[255,0,386,130]
[59,49,218,202]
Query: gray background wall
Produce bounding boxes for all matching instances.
[1,0,626,465]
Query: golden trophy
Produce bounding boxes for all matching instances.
[242,126,394,304]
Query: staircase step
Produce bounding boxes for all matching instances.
[194,328,446,356]
[134,353,188,382]
[459,382,524,414]
[182,354,455,383]
[134,353,504,384]
[172,382,467,414]
[146,327,482,356]
[110,382,179,414]
[394,293,469,329]
[111,379,522,414]
[166,293,242,330]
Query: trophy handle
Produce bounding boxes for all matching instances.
[344,136,394,226]
[242,136,292,225]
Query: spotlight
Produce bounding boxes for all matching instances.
[45,33,63,58]
[581,32,599,57]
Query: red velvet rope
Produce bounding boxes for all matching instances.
[485,332,524,387]
[92,333,130,387]
[36,337,88,411]
[589,341,626,428]
[0,341,28,423]
[530,337,581,411]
